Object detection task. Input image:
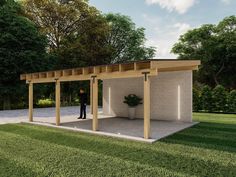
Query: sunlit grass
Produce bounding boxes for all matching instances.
[0,113,235,177]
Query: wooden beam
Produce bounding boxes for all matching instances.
[20,60,201,84]
[92,76,98,131]
[143,74,151,139]
[152,60,201,69]
[158,66,198,72]
[55,80,60,126]
[24,69,158,84]
[28,82,33,122]
[90,79,93,114]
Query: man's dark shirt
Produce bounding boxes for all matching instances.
[79,93,87,104]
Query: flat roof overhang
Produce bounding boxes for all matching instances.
[20,59,201,84]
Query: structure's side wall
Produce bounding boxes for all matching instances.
[103,71,192,122]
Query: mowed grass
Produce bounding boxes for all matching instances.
[0,113,235,177]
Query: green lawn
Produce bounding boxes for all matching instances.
[0,113,235,177]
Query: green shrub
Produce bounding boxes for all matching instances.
[228,90,236,113]
[193,88,202,112]
[201,85,213,112]
[123,94,142,107]
[212,85,228,112]
[36,99,55,108]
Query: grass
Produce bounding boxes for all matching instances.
[0,113,235,177]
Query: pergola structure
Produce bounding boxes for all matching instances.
[20,59,200,139]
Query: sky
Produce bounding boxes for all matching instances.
[89,0,236,59]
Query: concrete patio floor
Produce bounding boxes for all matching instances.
[0,106,197,143]
[58,118,197,142]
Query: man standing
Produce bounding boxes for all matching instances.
[78,88,87,119]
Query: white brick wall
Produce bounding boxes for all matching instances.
[103,71,192,122]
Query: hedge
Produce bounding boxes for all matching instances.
[193,85,236,113]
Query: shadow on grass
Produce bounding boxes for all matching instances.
[0,123,235,177]
[161,122,236,153]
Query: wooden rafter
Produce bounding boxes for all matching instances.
[20,60,200,84]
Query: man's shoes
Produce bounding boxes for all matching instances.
[82,117,86,119]
[78,117,82,119]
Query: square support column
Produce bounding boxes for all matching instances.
[143,73,151,139]
[90,79,93,114]
[55,80,61,126]
[92,76,98,131]
[28,82,33,122]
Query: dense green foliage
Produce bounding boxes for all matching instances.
[0,113,235,176]
[212,85,228,112]
[23,0,112,68]
[104,13,156,63]
[193,88,201,111]
[228,90,236,113]
[193,85,236,113]
[0,0,48,110]
[36,99,55,108]
[23,0,156,68]
[172,16,236,88]
[201,85,213,112]
[123,94,142,107]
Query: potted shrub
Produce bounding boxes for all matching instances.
[123,94,142,119]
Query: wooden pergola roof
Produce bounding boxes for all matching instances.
[20,59,200,83]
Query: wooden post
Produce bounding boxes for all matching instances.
[143,73,151,139]
[55,80,60,126]
[90,79,93,114]
[92,76,98,131]
[28,81,33,122]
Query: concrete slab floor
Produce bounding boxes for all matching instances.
[60,118,197,142]
[0,106,101,124]
[27,117,198,143]
[0,106,197,142]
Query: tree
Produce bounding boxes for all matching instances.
[22,0,112,68]
[104,13,156,63]
[212,85,228,112]
[22,0,96,51]
[0,0,48,109]
[172,16,236,88]
[228,90,236,113]
[201,85,213,112]
[57,12,112,68]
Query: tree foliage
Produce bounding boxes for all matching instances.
[104,13,156,63]
[201,85,213,112]
[0,0,48,109]
[23,1,156,68]
[193,88,202,112]
[228,90,236,113]
[22,0,99,51]
[172,16,236,88]
[212,85,228,112]
[57,12,111,68]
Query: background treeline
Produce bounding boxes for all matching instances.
[193,85,236,113]
[172,15,236,113]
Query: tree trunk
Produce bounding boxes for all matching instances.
[213,75,219,86]
[3,95,11,110]
[214,62,225,86]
